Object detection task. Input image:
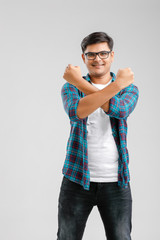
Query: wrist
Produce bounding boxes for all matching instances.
[112,81,122,92]
[75,77,85,88]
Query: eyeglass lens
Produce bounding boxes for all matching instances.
[87,51,110,59]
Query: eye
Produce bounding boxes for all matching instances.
[99,51,108,57]
[87,52,95,57]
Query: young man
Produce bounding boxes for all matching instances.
[57,32,139,240]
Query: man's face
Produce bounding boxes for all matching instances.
[82,42,114,78]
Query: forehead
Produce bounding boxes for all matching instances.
[85,42,110,52]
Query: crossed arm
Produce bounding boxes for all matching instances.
[61,77,139,122]
[74,78,110,112]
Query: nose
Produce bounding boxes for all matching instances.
[94,54,101,61]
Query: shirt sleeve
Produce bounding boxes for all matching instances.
[105,83,139,119]
[61,82,83,122]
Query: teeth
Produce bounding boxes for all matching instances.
[93,65,103,66]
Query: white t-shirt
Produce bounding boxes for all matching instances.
[87,80,119,182]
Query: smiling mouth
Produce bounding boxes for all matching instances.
[92,64,104,66]
[92,64,104,67]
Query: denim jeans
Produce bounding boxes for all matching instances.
[57,176,132,240]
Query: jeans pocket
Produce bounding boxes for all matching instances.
[61,176,80,191]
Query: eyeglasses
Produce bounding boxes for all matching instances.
[84,50,112,60]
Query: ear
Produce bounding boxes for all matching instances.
[110,51,114,63]
[81,53,85,63]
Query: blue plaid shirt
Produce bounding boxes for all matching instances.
[61,72,139,190]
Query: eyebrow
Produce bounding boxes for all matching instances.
[85,50,111,54]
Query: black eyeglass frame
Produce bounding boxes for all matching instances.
[84,50,112,60]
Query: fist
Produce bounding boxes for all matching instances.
[63,64,82,86]
[115,68,134,90]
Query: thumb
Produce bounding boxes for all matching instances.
[68,64,72,68]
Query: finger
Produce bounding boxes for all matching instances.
[65,64,70,70]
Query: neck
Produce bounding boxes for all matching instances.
[89,71,112,85]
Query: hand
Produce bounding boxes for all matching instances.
[114,68,134,90]
[63,64,83,87]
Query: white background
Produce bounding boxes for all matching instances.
[0,0,159,239]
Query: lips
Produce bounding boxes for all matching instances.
[92,64,104,68]
[92,64,104,66]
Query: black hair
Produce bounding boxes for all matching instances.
[81,32,114,53]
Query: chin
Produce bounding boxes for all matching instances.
[92,71,106,77]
